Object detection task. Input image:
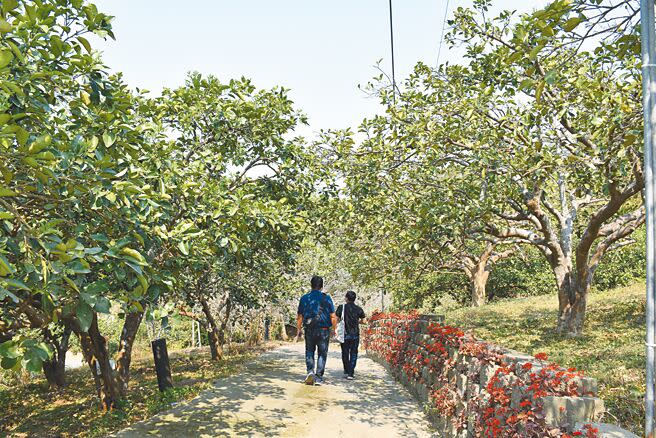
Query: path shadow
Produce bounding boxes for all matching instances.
[116,344,436,438]
[116,349,302,437]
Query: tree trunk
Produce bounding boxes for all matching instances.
[247,314,263,346]
[199,295,223,361]
[70,314,121,411]
[218,297,231,346]
[42,325,71,388]
[470,265,490,307]
[278,315,289,341]
[207,328,219,359]
[555,264,590,337]
[115,310,144,397]
[462,244,495,307]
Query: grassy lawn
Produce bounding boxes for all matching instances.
[443,283,645,435]
[0,343,278,437]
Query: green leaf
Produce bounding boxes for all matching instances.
[1,356,17,370]
[15,127,28,146]
[541,24,554,37]
[137,274,148,292]
[0,286,18,303]
[535,81,545,103]
[544,70,558,85]
[0,340,19,358]
[0,254,14,276]
[7,41,23,63]
[77,36,92,53]
[68,260,91,274]
[124,260,143,275]
[94,297,111,313]
[91,233,109,243]
[3,278,29,290]
[2,0,18,15]
[178,240,189,256]
[79,292,98,306]
[76,301,94,332]
[24,357,42,373]
[102,131,115,147]
[85,280,109,295]
[0,49,13,68]
[0,186,18,197]
[563,17,582,32]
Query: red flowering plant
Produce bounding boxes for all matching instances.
[364,312,598,438]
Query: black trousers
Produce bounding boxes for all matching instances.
[340,335,359,376]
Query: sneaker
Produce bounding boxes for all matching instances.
[346,375,354,380]
[304,373,316,385]
[315,375,325,385]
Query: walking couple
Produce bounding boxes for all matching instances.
[295,276,366,385]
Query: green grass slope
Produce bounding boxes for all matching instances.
[444,283,645,435]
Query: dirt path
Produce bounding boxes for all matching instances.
[114,342,436,437]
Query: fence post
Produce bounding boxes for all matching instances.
[151,338,173,392]
[264,317,270,341]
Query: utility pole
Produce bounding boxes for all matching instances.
[641,0,656,434]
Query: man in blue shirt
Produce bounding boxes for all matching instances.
[296,276,337,385]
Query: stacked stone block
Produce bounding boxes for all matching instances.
[364,313,628,437]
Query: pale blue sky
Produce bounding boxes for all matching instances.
[92,0,546,137]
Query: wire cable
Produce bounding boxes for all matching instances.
[388,0,397,105]
[436,0,451,67]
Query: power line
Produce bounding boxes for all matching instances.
[388,0,397,105]
[436,0,451,67]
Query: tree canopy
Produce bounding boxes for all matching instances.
[0,0,648,414]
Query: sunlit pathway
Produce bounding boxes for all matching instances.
[114,343,436,437]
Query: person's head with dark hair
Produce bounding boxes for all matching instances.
[310,275,324,291]
[345,290,356,303]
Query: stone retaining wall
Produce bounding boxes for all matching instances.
[364,312,637,438]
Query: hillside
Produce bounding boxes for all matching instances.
[444,283,645,435]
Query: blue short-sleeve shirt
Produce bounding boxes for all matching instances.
[297,290,335,328]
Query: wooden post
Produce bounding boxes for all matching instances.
[264,317,270,341]
[151,338,173,392]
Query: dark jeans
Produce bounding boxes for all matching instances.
[340,334,359,376]
[305,327,330,376]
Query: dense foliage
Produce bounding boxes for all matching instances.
[0,0,315,410]
[323,0,645,336]
[0,0,649,430]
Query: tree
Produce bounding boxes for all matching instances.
[154,73,314,360]
[0,1,316,409]
[321,124,516,308]
[0,1,168,404]
[326,0,643,335]
[446,0,643,335]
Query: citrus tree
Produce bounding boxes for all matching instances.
[0,0,170,407]
[153,72,314,359]
[329,0,643,335]
[0,1,318,411]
